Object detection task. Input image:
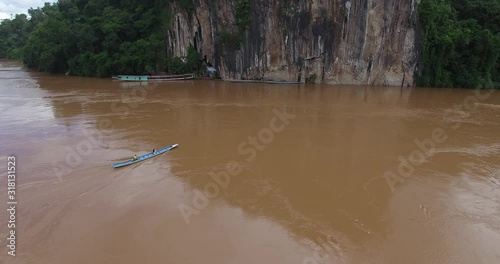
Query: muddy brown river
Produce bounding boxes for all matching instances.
[0,60,499,264]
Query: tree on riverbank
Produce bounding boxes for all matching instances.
[0,0,202,77]
[0,14,30,59]
[417,0,500,89]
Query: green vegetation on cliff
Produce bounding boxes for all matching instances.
[0,0,498,88]
[417,0,500,89]
[0,0,202,77]
[219,0,251,50]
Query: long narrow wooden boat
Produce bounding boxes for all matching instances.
[118,75,148,81]
[225,79,301,84]
[117,74,194,82]
[225,79,266,83]
[112,144,179,168]
[148,74,194,81]
[266,81,302,84]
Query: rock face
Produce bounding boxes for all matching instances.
[167,0,420,86]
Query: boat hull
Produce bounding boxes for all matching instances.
[225,79,265,83]
[224,79,302,84]
[148,76,194,81]
[266,80,302,84]
[118,75,149,81]
[112,144,179,168]
[117,74,194,82]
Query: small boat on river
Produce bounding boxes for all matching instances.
[112,144,179,168]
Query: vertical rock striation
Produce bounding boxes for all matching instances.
[167,0,420,86]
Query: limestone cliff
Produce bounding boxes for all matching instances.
[167,0,420,86]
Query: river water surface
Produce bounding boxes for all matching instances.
[1,60,499,264]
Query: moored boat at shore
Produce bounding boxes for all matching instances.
[225,79,266,83]
[116,74,194,82]
[224,79,302,84]
[266,81,302,84]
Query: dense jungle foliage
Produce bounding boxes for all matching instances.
[0,0,202,77]
[0,0,498,88]
[417,0,500,89]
